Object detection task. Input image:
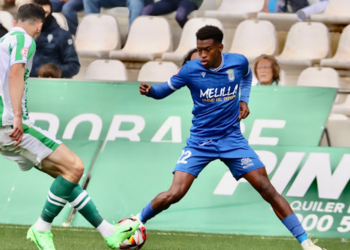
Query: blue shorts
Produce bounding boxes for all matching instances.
[173,130,265,180]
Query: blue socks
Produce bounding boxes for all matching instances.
[140,200,160,223]
[282,214,308,243]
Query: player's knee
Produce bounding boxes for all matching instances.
[71,156,84,180]
[258,182,278,201]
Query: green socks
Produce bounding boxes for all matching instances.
[69,185,103,228]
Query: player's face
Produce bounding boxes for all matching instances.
[256,59,274,85]
[197,39,223,69]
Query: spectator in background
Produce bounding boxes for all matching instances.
[142,0,203,28]
[50,0,84,35]
[0,20,8,37]
[31,0,80,78]
[263,0,287,13]
[38,63,62,78]
[83,0,154,27]
[182,48,199,66]
[287,0,309,12]
[254,55,280,86]
[0,0,32,10]
[297,0,328,21]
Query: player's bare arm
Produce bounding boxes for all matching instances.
[238,101,250,121]
[8,63,25,146]
[139,83,152,95]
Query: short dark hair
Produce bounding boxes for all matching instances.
[38,63,62,78]
[34,0,51,6]
[196,25,223,44]
[182,48,198,66]
[17,3,45,23]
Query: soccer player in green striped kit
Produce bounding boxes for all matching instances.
[0,3,139,250]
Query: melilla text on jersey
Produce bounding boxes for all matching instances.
[200,83,238,103]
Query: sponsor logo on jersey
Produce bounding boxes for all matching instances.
[200,84,238,99]
[20,47,28,58]
[226,69,235,82]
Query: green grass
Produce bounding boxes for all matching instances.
[0,224,348,250]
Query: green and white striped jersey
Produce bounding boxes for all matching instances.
[0,27,36,126]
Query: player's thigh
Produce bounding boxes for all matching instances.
[41,144,83,175]
[173,145,215,178]
[221,154,265,181]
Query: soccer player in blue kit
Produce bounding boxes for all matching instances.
[136,26,324,250]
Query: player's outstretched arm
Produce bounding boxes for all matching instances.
[139,82,175,100]
[8,63,25,146]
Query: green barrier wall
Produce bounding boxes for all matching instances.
[27,79,336,146]
[74,143,350,238]
[0,80,344,238]
[0,141,100,225]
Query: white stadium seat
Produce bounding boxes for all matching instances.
[190,0,217,18]
[311,0,350,24]
[204,0,264,23]
[229,20,278,63]
[332,96,350,116]
[0,11,14,31]
[75,14,121,59]
[110,16,173,62]
[257,13,298,31]
[297,67,346,104]
[276,22,330,67]
[85,60,127,81]
[325,114,350,147]
[52,13,69,31]
[320,24,350,69]
[162,18,224,63]
[138,61,179,83]
[297,67,340,88]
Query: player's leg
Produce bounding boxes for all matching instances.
[141,0,178,16]
[136,141,215,224]
[138,171,195,223]
[175,0,198,28]
[61,0,84,35]
[36,161,138,248]
[244,168,324,250]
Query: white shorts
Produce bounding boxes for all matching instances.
[0,123,62,171]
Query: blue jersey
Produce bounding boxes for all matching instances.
[148,53,252,140]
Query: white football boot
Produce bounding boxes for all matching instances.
[303,238,326,250]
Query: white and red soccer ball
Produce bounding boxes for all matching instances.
[118,218,147,250]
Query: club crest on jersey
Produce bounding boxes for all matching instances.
[20,47,28,58]
[226,69,235,82]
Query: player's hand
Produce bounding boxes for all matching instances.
[140,83,152,95]
[9,116,23,146]
[238,101,250,121]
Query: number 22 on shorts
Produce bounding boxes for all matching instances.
[177,150,192,164]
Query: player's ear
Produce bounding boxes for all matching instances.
[218,43,224,52]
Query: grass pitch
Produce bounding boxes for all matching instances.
[0,224,348,250]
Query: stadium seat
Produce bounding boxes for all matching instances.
[332,96,350,116]
[110,16,173,62]
[311,0,350,24]
[0,11,14,31]
[229,20,278,63]
[297,67,346,104]
[75,14,121,59]
[85,60,127,81]
[190,0,217,18]
[137,61,179,83]
[297,67,340,88]
[320,24,350,69]
[276,22,330,67]
[325,114,350,147]
[204,0,264,24]
[162,18,224,63]
[52,13,69,31]
[257,13,298,31]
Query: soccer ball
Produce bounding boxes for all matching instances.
[118,218,147,249]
